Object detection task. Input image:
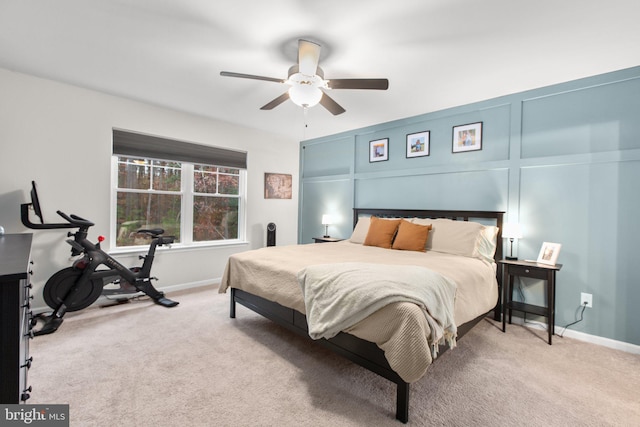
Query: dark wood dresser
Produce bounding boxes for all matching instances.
[0,233,34,403]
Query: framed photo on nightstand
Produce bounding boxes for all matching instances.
[537,242,562,265]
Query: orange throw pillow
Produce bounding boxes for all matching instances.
[363,216,401,249]
[392,220,432,252]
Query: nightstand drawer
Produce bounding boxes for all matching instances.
[507,264,548,280]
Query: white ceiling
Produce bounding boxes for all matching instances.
[1,0,639,142]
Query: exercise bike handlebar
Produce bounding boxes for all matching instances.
[20,204,83,230]
[58,211,95,228]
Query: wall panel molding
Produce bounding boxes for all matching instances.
[298,66,640,346]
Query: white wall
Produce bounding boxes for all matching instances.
[0,68,299,310]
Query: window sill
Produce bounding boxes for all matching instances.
[108,240,250,255]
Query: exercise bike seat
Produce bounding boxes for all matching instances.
[137,228,165,237]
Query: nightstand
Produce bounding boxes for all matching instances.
[499,259,562,345]
[312,237,344,243]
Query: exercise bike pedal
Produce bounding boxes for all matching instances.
[154,297,179,308]
[32,314,64,336]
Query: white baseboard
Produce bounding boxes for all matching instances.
[555,326,640,354]
[160,278,220,293]
[508,315,640,355]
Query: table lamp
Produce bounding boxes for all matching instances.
[502,222,523,260]
[321,214,332,238]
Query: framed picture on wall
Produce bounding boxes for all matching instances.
[452,122,482,153]
[406,131,430,158]
[369,138,389,162]
[536,242,562,265]
[264,173,292,199]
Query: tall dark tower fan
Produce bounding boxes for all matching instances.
[266,223,276,247]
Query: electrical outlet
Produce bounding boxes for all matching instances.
[581,292,593,308]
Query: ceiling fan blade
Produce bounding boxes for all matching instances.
[298,39,321,76]
[319,91,346,115]
[260,92,290,110]
[327,78,389,90]
[220,71,285,84]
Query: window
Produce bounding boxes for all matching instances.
[192,165,241,242]
[115,157,183,247]
[112,130,247,249]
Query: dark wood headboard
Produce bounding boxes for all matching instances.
[352,208,505,262]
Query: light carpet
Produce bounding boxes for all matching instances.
[29,285,640,426]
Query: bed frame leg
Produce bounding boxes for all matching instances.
[494,266,503,321]
[396,382,409,423]
[230,288,236,318]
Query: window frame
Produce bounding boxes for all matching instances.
[110,155,247,252]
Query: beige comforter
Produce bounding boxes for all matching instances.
[219,240,498,383]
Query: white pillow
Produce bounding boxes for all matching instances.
[349,217,371,244]
[412,218,486,259]
[477,225,499,263]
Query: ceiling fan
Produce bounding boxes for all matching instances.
[220,39,389,115]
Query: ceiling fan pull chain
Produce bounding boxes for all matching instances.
[303,107,309,139]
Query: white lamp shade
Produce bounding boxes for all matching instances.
[502,222,523,239]
[289,84,323,108]
[321,214,332,225]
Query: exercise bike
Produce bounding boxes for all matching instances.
[21,181,179,336]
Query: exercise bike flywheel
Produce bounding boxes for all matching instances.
[43,267,104,311]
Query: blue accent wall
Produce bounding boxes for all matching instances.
[298,66,640,346]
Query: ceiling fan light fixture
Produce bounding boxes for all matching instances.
[220,38,388,115]
[288,83,323,108]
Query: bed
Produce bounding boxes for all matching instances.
[219,208,504,423]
